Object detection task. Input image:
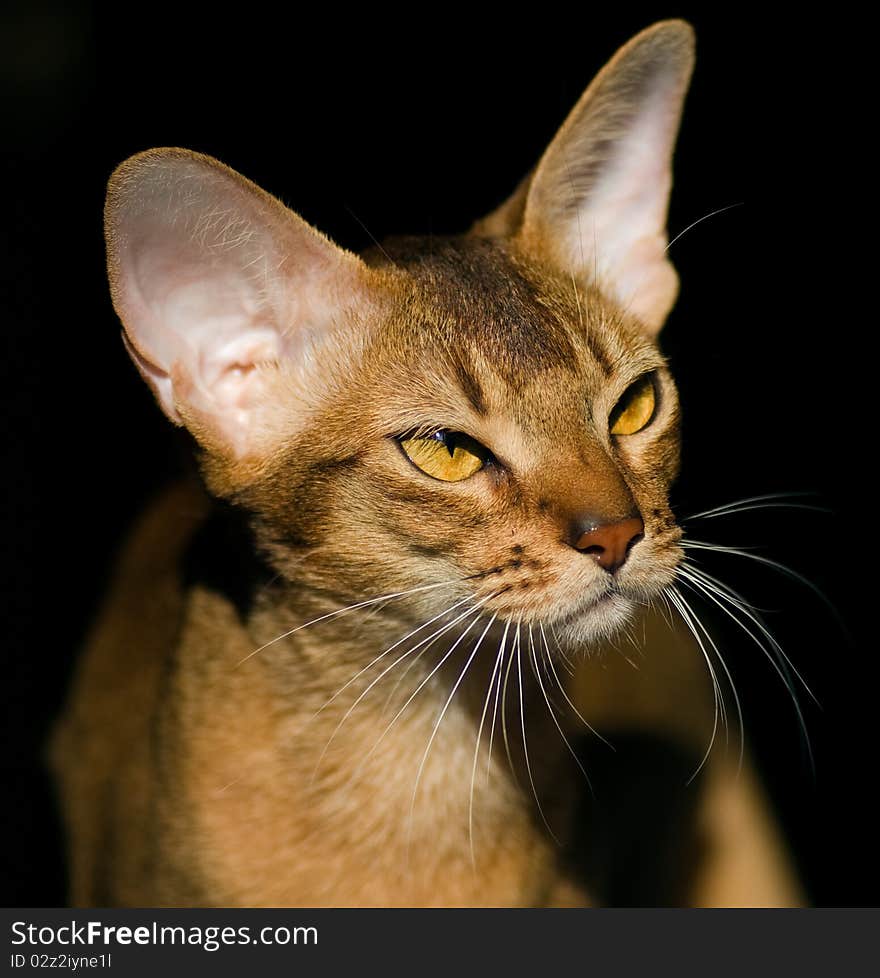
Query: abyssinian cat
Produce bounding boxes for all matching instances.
[51,20,803,907]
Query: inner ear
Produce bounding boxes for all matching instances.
[105,148,373,457]
[470,20,695,333]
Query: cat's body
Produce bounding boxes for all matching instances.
[52,481,573,907]
[52,479,800,907]
[51,21,803,906]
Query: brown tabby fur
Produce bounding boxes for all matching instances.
[50,21,803,906]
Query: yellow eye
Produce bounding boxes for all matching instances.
[399,431,486,482]
[609,374,657,436]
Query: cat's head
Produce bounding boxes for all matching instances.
[104,21,693,647]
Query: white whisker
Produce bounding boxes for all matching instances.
[684,492,823,522]
[674,580,745,773]
[676,564,815,773]
[666,586,722,782]
[485,618,512,784]
[311,597,485,783]
[518,625,559,844]
[237,579,459,666]
[548,621,577,675]
[682,538,843,629]
[500,619,521,784]
[312,594,472,720]
[539,624,613,750]
[408,613,498,856]
[354,594,499,788]
[530,624,593,794]
[470,617,509,868]
[682,562,818,704]
[664,201,743,252]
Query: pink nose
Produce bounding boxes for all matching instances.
[571,517,644,573]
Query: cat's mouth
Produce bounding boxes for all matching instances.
[544,582,638,646]
[567,581,628,616]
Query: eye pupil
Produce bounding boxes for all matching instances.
[435,431,456,456]
[399,430,486,482]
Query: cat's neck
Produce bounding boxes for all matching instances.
[173,579,577,904]
[246,581,574,831]
[182,506,577,890]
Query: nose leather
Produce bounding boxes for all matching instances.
[571,516,644,573]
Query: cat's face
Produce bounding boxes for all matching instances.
[238,237,682,646]
[103,20,694,649]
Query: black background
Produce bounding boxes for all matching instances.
[1,4,871,906]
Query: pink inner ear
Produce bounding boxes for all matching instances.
[612,238,679,330]
[106,150,369,456]
[540,85,682,331]
[118,222,288,431]
[509,23,694,333]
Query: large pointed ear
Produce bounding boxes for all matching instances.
[105,148,373,457]
[472,20,695,333]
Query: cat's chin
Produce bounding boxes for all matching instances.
[551,591,640,649]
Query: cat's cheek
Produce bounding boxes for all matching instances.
[619,544,683,599]
[613,432,681,501]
